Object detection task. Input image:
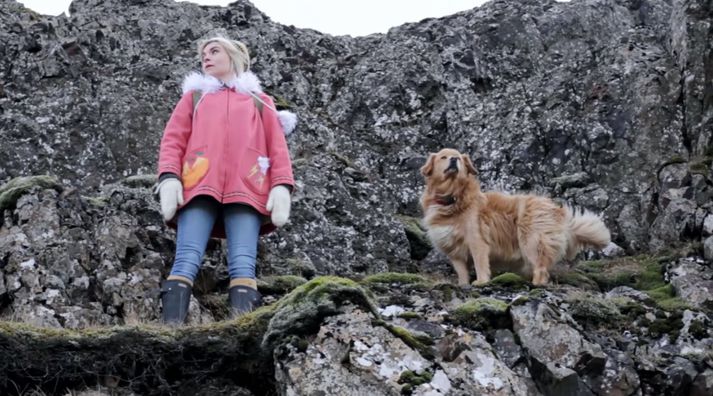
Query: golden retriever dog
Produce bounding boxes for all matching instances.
[420,148,610,286]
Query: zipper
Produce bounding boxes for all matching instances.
[221,88,230,201]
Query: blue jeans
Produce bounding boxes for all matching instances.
[169,196,261,282]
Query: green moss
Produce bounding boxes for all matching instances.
[263,276,378,348]
[528,288,547,299]
[573,255,666,291]
[663,155,687,166]
[450,297,510,331]
[380,323,434,360]
[276,276,375,310]
[634,260,668,291]
[646,311,684,341]
[0,308,272,342]
[361,272,430,286]
[398,312,422,320]
[645,285,691,312]
[258,275,308,295]
[271,94,293,109]
[511,295,529,306]
[646,284,675,301]
[610,297,647,317]
[397,215,433,260]
[0,175,61,211]
[433,282,458,301]
[551,269,600,290]
[288,335,310,352]
[0,321,79,339]
[688,320,709,340]
[396,215,426,237]
[488,272,528,288]
[568,296,622,326]
[689,156,712,176]
[399,369,433,394]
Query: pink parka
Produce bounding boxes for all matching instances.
[158,71,296,237]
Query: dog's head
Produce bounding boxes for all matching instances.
[420,148,477,189]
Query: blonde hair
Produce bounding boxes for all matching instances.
[197,36,251,74]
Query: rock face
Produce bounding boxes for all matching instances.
[1,0,712,268]
[1,0,712,395]
[2,274,711,395]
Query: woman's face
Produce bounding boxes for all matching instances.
[201,42,233,80]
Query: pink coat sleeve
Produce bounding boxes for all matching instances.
[158,92,193,176]
[261,95,295,189]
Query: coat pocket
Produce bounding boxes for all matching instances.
[182,146,210,190]
[240,147,271,196]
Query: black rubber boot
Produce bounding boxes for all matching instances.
[228,285,262,318]
[160,279,192,325]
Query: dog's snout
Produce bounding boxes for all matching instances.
[444,156,459,174]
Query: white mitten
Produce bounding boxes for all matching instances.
[266,185,291,227]
[158,178,184,222]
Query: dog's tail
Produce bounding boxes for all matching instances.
[564,206,611,259]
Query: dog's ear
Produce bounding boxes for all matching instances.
[420,153,436,177]
[462,154,478,175]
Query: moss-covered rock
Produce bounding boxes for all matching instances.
[398,369,434,395]
[0,175,62,211]
[271,93,293,109]
[551,268,600,290]
[398,311,422,320]
[449,297,511,331]
[610,297,647,317]
[0,313,275,395]
[568,296,623,326]
[397,215,432,260]
[689,155,712,176]
[258,275,308,295]
[0,276,382,395]
[361,272,431,286]
[646,285,691,312]
[432,282,462,302]
[488,272,528,289]
[379,322,435,360]
[688,319,709,340]
[571,256,667,291]
[263,276,378,348]
[643,311,684,341]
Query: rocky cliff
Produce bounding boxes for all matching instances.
[0,0,712,395]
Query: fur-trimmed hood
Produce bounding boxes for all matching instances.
[181,71,297,135]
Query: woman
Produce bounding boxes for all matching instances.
[156,35,296,325]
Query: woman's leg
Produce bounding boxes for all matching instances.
[223,203,262,316]
[162,196,219,324]
[169,196,219,283]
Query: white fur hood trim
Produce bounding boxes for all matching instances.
[277,110,297,136]
[182,71,263,95]
[181,71,297,135]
